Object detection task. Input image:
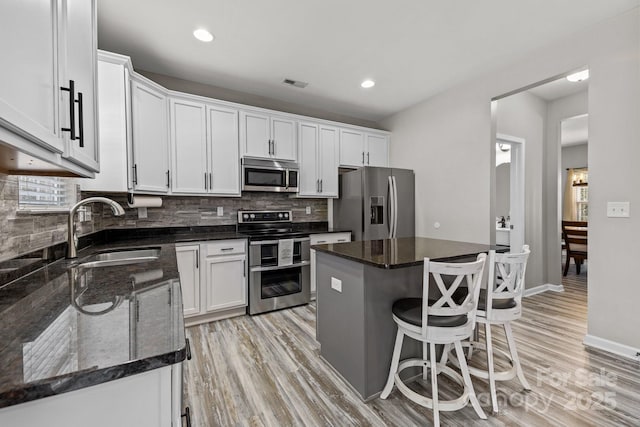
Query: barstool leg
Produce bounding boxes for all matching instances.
[423,342,429,380]
[429,341,440,427]
[440,343,450,365]
[485,322,498,413]
[504,323,531,390]
[454,340,487,420]
[381,329,404,399]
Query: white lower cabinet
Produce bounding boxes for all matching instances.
[0,365,180,427]
[176,240,247,325]
[310,232,351,299]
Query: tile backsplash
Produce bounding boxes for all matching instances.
[0,172,327,261]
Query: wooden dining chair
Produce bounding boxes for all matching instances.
[562,221,588,276]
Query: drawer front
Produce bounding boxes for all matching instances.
[310,232,351,245]
[203,239,246,256]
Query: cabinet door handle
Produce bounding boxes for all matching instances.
[362,151,365,164]
[132,164,138,185]
[195,249,199,268]
[320,179,323,193]
[60,80,76,141]
[182,407,192,427]
[209,172,213,189]
[166,170,170,188]
[243,260,246,277]
[367,152,370,165]
[75,92,84,147]
[316,179,319,193]
[185,338,192,361]
[204,172,208,190]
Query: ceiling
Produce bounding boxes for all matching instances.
[527,77,588,101]
[97,0,640,122]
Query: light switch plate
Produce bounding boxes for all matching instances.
[607,201,630,218]
[331,277,342,292]
[217,206,224,216]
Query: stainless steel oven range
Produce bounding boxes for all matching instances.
[237,210,310,315]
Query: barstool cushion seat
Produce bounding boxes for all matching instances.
[452,289,517,310]
[392,298,468,327]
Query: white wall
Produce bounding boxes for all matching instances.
[380,9,640,352]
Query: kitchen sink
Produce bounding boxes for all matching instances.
[77,248,161,268]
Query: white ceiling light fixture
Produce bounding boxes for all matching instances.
[361,79,375,89]
[193,28,214,42]
[566,69,589,82]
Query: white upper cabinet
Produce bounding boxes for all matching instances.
[298,122,338,197]
[0,0,63,153]
[169,97,241,196]
[0,0,100,174]
[339,129,389,168]
[365,133,389,167]
[207,105,240,195]
[170,98,208,193]
[58,0,99,171]
[81,53,131,192]
[131,78,170,193]
[240,111,296,161]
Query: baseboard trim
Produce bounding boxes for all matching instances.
[524,283,565,297]
[583,334,640,361]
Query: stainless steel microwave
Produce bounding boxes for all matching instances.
[241,158,299,193]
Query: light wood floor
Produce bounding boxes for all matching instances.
[184,271,640,426]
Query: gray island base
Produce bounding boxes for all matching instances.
[314,237,499,401]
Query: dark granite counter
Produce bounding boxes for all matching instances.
[0,221,336,409]
[313,237,503,269]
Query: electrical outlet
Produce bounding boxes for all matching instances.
[217,206,224,216]
[607,201,630,218]
[306,206,311,215]
[331,277,342,292]
[137,207,148,219]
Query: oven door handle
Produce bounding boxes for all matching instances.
[250,260,310,272]
[250,237,310,246]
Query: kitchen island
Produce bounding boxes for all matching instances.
[313,237,500,401]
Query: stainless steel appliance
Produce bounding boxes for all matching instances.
[241,158,299,193]
[237,210,310,315]
[333,166,415,240]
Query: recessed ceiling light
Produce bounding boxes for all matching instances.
[361,79,375,89]
[193,28,214,42]
[566,70,589,82]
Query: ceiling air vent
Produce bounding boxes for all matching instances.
[282,78,308,89]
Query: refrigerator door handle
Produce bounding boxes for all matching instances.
[387,176,395,238]
[392,176,399,238]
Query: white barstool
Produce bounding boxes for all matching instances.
[380,254,488,427]
[449,245,531,414]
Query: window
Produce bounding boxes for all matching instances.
[18,176,77,211]
[575,186,588,221]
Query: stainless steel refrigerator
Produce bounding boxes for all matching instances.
[333,167,415,241]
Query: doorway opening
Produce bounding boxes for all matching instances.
[491,68,588,293]
[494,134,525,253]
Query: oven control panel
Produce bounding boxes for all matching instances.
[238,210,292,223]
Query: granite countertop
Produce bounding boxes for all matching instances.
[0,222,333,408]
[313,237,504,269]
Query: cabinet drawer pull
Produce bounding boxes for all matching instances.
[221,247,234,251]
[76,92,85,147]
[316,240,327,244]
[60,80,76,141]
[337,239,347,242]
[182,406,192,427]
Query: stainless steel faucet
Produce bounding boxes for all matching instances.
[67,197,125,258]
